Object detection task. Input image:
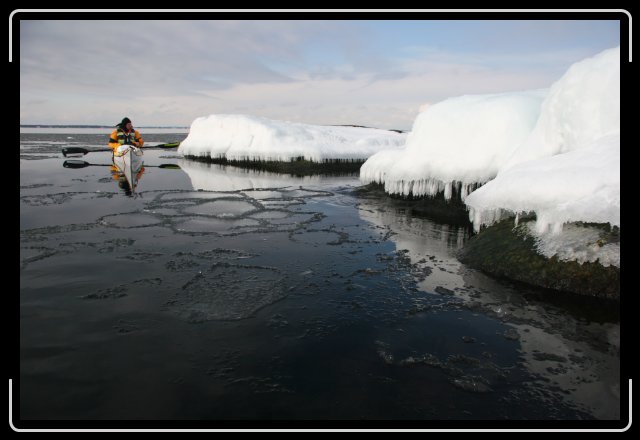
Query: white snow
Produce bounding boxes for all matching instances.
[524,222,619,268]
[360,90,546,199]
[465,133,620,233]
[178,114,406,163]
[465,46,620,233]
[360,46,620,266]
[500,46,620,171]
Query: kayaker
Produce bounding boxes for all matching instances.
[108,117,144,151]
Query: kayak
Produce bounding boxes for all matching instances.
[113,144,144,192]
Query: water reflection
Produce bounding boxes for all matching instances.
[62,159,145,197]
[355,188,621,420]
[113,164,144,197]
[357,192,471,294]
[177,158,357,192]
[20,140,622,422]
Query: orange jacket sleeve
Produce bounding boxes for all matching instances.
[134,130,144,148]
[108,129,120,151]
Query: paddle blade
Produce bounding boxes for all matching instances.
[62,147,113,157]
[62,147,89,157]
[155,142,181,148]
[63,160,90,169]
[157,164,181,169]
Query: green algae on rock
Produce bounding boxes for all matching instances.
[457,219,620,300]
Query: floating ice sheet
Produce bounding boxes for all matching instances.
[167,263,285,321]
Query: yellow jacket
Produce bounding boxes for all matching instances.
[108,128,144,150]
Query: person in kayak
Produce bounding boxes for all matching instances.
[108,117,144,151]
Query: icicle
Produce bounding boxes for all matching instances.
[473,209,483,232]
[443,182,452,200]
[551,222,564,235]
[535,221,549,235]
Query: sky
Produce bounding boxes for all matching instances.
[17,14,621,130]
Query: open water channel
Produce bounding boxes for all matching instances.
[18,130,623,428]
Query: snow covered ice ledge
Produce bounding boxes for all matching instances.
[464,46,620,269]
[359,90,546,200]
[178,114,407,163]
[361,46,620,273]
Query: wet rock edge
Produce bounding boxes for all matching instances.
[457,218,620,300]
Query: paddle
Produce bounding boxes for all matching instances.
[62,142,180,157]
[63,160,181,170]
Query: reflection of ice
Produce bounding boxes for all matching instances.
[456,264,620,420]
[159,191,244,201]
[512,323,620,419]
[241,190,287,200]
[177,158,357,192]
[357,197,470,294]
[182,199,259,217]
[356,192,620,420]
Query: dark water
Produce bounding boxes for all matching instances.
[18,132,622,428]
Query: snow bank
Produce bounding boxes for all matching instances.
[178,114,407,163]
[357,46,620,267]
[360,90,546,199]
[500,46,620,171]
[466,133,620,233]
[466,46,620,233]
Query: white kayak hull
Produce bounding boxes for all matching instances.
[113,145,144,192]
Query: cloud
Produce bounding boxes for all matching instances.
[18,19,620,129]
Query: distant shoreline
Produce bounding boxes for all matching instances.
[20,124,189,129]
[20,124,406,132]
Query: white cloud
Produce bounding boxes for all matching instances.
[18,19,620,129]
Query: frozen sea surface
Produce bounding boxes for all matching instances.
[18,133,622,427]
